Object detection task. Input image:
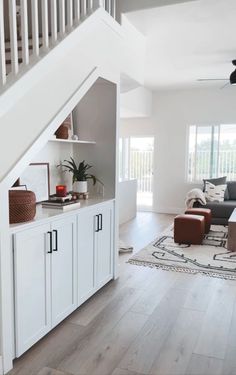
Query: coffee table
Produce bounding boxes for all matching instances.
[228,208,236,253]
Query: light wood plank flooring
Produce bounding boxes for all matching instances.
[8,212,236,375]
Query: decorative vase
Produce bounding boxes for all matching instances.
[73,180,88,193]
[55,124,68,139]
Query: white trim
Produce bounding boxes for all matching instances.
[154,207,184,215]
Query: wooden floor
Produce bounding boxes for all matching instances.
[9,212,236,375]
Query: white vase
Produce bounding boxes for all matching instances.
[73,180,88,193]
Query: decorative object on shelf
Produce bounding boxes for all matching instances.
[76,192,89,200]
[74,180,87,194]
[9,190,36,224]
[55,124,69,139]
[56,185,67,197]
[59,157,103,194]
[56,113,74,139]
[20,163,50,203]
[71,134,79,141]
[42,193,80,211]
[72,134,79,141]
[42,199,80,211]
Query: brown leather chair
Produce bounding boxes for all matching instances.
[185,208,212,233]
[174,214,205,245]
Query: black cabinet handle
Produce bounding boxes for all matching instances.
[95,215,100,232]
[53,230,58,251]
[47,231,53,253]
[99,214,103,231]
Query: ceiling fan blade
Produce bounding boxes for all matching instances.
[220,82,230,89]
[197,78,228,81]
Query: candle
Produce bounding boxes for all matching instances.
[56,185,67,197]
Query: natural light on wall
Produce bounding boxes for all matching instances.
[188,124,236,182]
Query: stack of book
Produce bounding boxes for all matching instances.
[42,194,81,211]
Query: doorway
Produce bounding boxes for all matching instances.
[119,136,154,210]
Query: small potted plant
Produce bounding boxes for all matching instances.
[59,157,102,193]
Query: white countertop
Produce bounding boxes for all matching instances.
[10,196,115,233]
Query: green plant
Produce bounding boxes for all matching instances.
[59,157,102,185]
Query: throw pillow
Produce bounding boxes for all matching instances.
[205,181,227,202]
[202,176,227,192]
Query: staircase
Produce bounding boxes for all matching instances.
[0,0,117,91]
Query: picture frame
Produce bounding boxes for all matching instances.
[20,163,50,203]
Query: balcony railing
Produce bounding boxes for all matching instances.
[188,150,236,182]
[130,149,153,193]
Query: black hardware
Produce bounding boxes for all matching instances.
[53,229,58,251]
[99,214,103,231]
[95,215,100,232]
[47,231,53,253]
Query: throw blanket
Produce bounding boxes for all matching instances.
[185,188,206,208]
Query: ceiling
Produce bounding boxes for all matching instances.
[125,0,236,90]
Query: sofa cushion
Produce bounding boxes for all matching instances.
[203,176,227,192]
[227,181,236,200]
[196,200,236,219]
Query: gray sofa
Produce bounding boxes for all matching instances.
[194,180,236,225]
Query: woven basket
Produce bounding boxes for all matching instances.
[55,124,68,139]
[9,190,36,224]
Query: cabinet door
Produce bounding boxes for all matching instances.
[51,215,77,327]
[96,202,114,288]
[77,208,96,304]
[14,224,51,357]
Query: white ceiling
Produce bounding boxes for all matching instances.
[126,0,236,90]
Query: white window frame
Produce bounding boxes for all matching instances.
[186,123,236,183]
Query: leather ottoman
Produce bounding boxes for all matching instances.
[185,208,212,233]
[174,214,205,245]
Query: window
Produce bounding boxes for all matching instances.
[188,124,236,182]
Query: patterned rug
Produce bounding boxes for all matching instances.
[128,225,236,280]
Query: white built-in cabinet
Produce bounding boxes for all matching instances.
[13,200,114,357]
[13,215,76,357]
[14,223,51,357]
[77,201,113,304]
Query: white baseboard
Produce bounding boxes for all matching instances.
[154,207,184,215]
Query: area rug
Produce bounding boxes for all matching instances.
[128,225,236,280]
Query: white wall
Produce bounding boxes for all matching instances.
[120,87,236,214]
[119,179,137,224]
[31,142,73,195]
[154,87,236,213]
[120,87,152,118]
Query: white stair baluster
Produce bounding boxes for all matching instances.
[67,0,73,29]
[111,0,116,18]
[88,0,93,12]
[0,0,6,85]
[9,0,19,75]
[74,0,80,22]
[51,0,57,44]
[31,0,39,57]
[59,0,66,37]
[81,0,87,17]
[20,0,29,65]
[105,0,110,14]
[41,0,49,49]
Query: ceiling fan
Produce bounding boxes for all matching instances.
[197,60,236,88]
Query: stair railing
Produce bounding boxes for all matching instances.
[0,0,117,91]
